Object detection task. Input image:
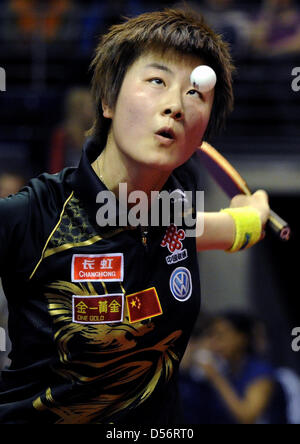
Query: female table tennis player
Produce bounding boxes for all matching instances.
[0,9,269,424]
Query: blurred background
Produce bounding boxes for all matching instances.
[0,0,300,423]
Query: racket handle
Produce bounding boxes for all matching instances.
[267,209,291,241]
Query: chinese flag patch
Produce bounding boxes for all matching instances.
[126,287,163,324]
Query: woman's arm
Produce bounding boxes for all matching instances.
[196,211,236,251]
[202,362,274,424]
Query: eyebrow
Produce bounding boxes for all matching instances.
[145,63,174,74]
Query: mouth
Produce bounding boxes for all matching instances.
[155,127,176,145]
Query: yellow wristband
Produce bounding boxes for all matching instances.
[221,207,262,253]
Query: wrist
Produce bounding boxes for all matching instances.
[221,207,262,253]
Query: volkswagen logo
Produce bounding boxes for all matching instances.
[169,267,192,302]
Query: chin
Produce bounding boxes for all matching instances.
[148,160,181,173]
[147,151,189,171]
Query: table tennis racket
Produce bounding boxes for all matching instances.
[197,142,291,241]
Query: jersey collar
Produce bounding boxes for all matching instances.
[67,136,108,224]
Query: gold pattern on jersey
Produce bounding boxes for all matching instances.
[32,280,181,424]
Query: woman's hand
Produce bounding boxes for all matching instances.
[193,348,221,382]
[196,190,270,251]
[229,189,270,238]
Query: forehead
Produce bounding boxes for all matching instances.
[127,49,206,75]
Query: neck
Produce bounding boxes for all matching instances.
[92,137,172,203]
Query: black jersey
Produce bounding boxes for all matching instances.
[0,137,201,424]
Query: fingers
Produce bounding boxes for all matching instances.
[253,189,269,203]
[229,193,249,208]
[230,190,269,207]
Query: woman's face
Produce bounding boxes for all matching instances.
[102,49,215,172]
[208,319,248,361]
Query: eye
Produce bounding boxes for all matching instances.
[187,89,203,99]
[149,78,165,86]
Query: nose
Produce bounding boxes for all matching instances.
[161,85,185,121]
[162,107,184,121]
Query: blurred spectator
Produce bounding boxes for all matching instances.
[0,171,26,371]
[0,171,26,198]
[48,87,95,173]
[250,0,300,56]
[2,0,77,43]
[179,311,289,424]
[251,317,300,424]
[176,0,253,56]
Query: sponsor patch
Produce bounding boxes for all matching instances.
[72,294,124,324]
[126,287,163,324]
[169,267,192,302]
[161,224,188,265]
[72,254,123,282]
[165,249,188,265]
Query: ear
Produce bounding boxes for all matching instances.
[101,100,113,119]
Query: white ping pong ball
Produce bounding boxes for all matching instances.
[190,65,217,93]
